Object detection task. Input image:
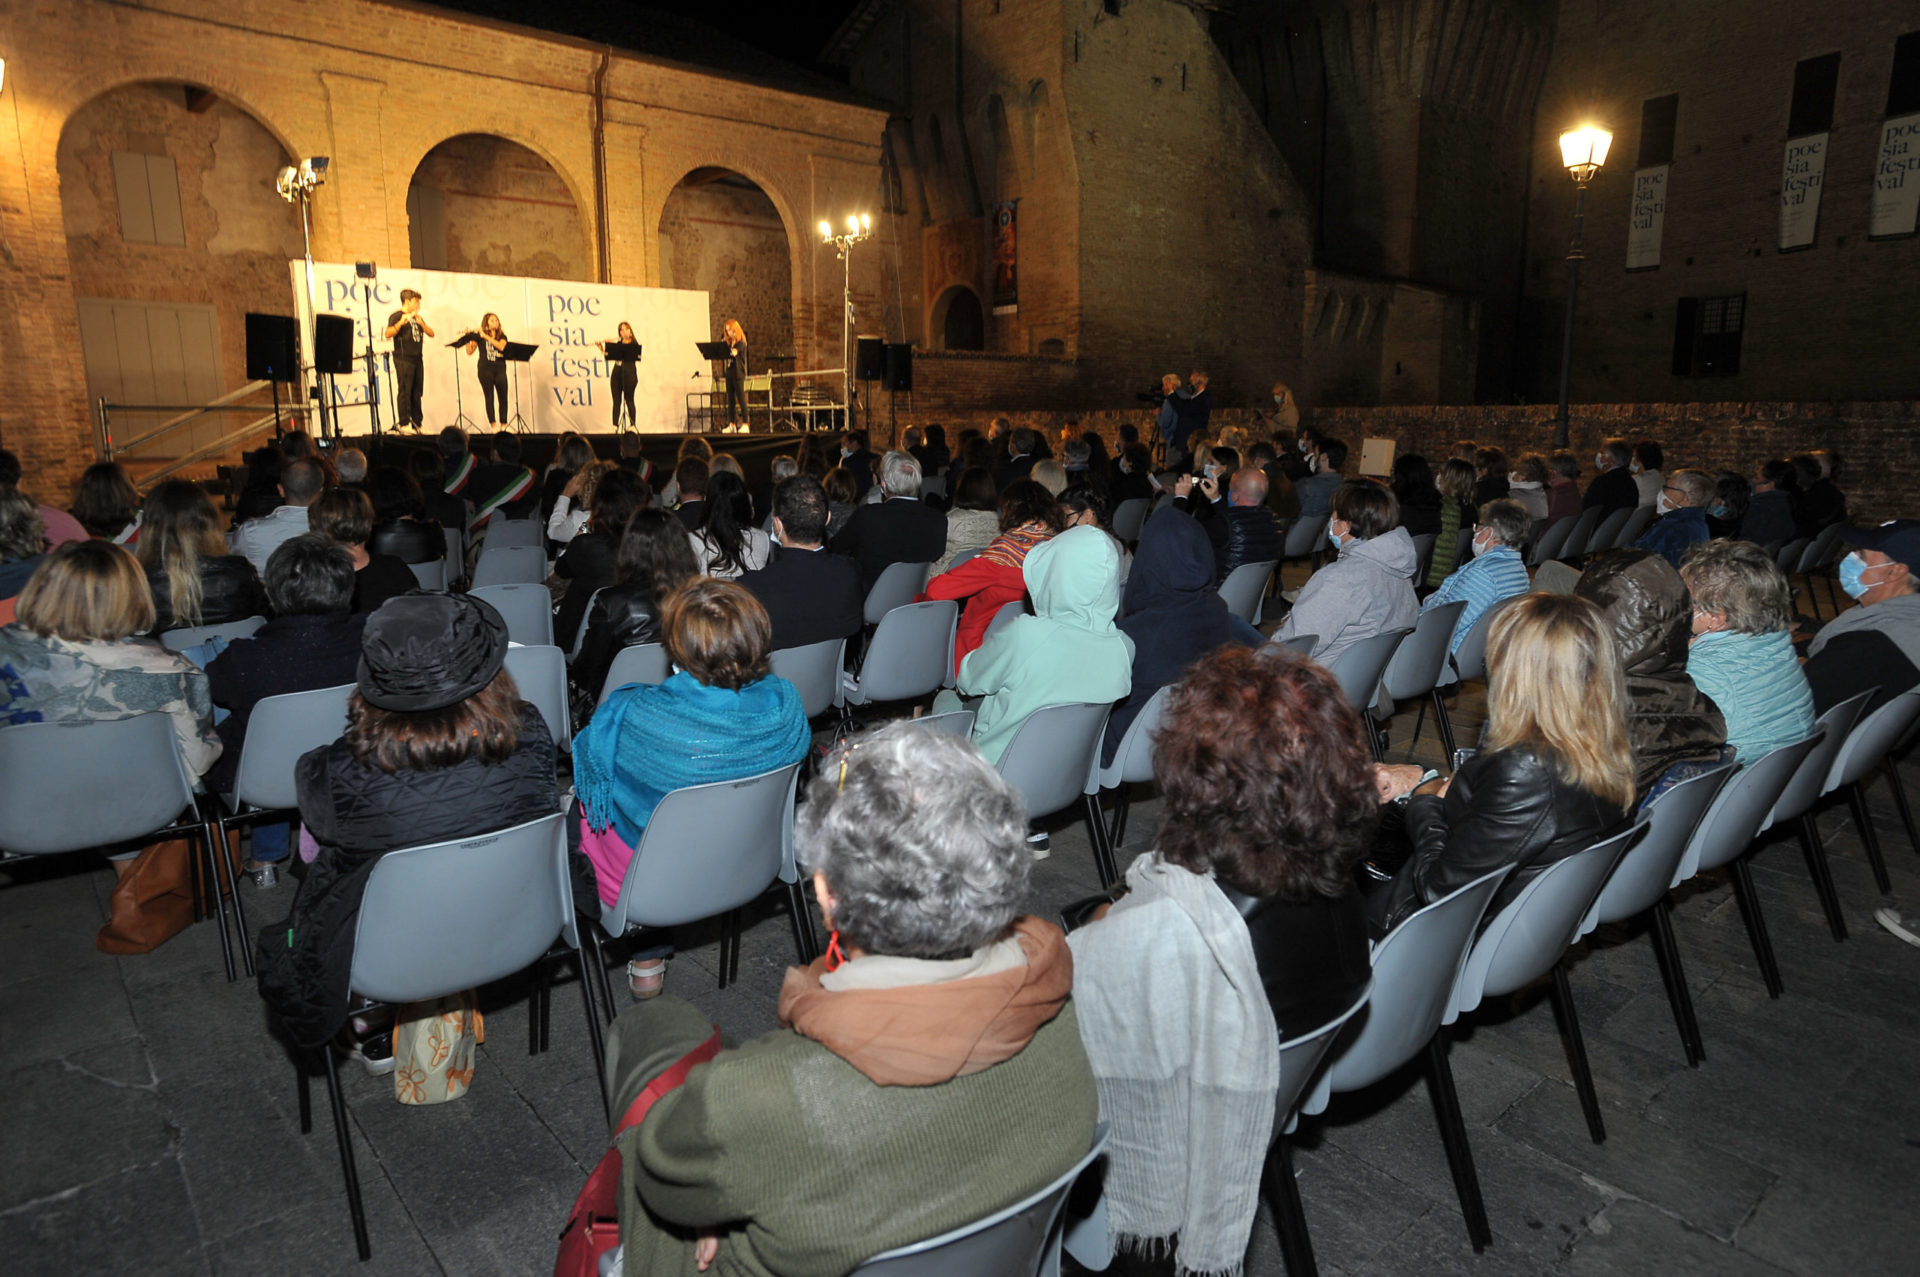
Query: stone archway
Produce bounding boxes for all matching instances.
[406,134,591,281]
[657,168,796,362]
[931,285,985,351]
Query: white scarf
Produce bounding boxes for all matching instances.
[1067,853,1278,1277]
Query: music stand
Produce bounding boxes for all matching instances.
[603,341,642,362]
[696,341,731,433]
[447,332,484,431]
[502,341,540,433]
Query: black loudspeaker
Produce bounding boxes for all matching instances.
[855,336,887,381]
[245,313,298,381]
[313,314,355,375]
[885,342,913,392]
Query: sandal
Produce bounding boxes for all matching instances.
[627,957,668,999]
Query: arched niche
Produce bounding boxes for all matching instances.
[407,133,591,281]
[657,168,795,361]
[932,286,985,352]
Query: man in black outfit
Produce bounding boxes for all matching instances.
[1583,437,1639,511]
[830,451,949,593]
[673,458,709,529]
[740,476,864,652]
[839,428,878,498]
[998,428,1039,488]
[383,289,434,432]
[466,431,540,524]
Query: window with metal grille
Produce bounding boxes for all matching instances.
[1671,295,1745,377]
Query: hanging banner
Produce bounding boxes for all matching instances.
[1626,165,1669,270]
[991,201,1018,315]
[1869,112,1920,239]
[290,263,710,434]
[1778,132,1828,250]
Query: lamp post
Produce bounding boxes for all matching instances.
[276,156,331,436]
[819,213,871,431]
[1553,124,1611,449]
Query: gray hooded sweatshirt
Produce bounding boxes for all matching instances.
[1276,526,1420,666]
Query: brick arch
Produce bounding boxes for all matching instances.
[396,129,597,275]
[652,159,808,359]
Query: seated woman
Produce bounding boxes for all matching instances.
[1391,453,1443,538]
[570,509,702,707]
[1068,645,1373,1276]
[1274,479,1419,666]
[71,461,143,544]
[1575,548,1730,806]
[364,466,444,565]
[1105,507,1231,764]
[308,488,418,615]
[572,579,810,993]
[1679,539,1813,760]
[603,723,1096,1275]
[922,479,1063,674]
[687,469,772,580]
[554,469,649,654]
[1424,457,1479,589]
[0,488,47,626]
[822,465,858,541]
[546,459,620,547]
[933,523,1133,765]
[259,592,558,1054]
[1371,592,1635,937]
[540,432,595,523]
[136,479,269,633]
[932,466,1000,572]
[0,541,221,876]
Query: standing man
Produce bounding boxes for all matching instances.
[383,289,434,433]
[1154,373,1185,464]
[1172,369,1213,461]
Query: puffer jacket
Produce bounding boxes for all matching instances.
[254,705,558,1046]
[1685,628,1813,761]
[1575,549,1728,798]
[570,579,666,709]
[1369,747,1629,938]
[145,555,270,633]
[1275,526,1420,666]
[369,517,445,565]
[1217,503,1286,579]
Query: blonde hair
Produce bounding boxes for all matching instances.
[1484,593,1636,809]
[135,480,228,628]
[574,460,619,512]
[17,540,155,641]
[1030,459,1068,496]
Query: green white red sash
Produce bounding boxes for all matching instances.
[470,465,537,527]
[444,453,475,495]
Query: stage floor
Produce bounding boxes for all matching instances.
[323,428,823,487]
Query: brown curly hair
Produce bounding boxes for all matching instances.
[1151,645,1376,900]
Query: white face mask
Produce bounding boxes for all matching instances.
[1657,493,1675,515]
[1629,460,1643,474]
[1273,393,1286,406]
[1595,453,1608,470]
[1473,531,1496,557]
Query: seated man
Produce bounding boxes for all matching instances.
[1583,437,1638,512]
[741,475,864,652]
[1187,466,1285,581]
[1804,520,1920,715]
[829,451,948,593]
[1634,468,1714,568]
[466,431,539,527]
[231,456,324,574]
[1294,436,1347,517]
[1422,498,1533,653]
[1740,459,1798,547]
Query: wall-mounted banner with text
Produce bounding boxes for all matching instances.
[1778,133,1828,251]
[1627,165,1669,270]
[289,263,711,434]
[1870,112,1920,240]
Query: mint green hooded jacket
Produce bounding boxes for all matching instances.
[958,525,1135,763]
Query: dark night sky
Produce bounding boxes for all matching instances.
[425,1,858,78]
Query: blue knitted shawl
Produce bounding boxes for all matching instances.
[573,670,811,846]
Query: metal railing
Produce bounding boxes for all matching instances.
[97,381,305,488]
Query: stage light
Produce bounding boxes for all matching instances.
[859,213,870,231]
[1559,125,1612,186]
[819,219,832,241]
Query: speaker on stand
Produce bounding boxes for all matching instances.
[313,314,356,442]
[884,342,913,435]
[245,312,298,439]
[854,336,885,436]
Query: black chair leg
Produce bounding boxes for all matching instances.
[1423,1032,1491,1253]
[1084,793,1117,889]
[528,958,548,1056]
[320,1045,372,1260]
[201,825,237,983]
[717,910,742,989]
[785,879,820,964]
[574,950,609,1120]
[1409,697,1428,752]
[1110,788,1133,851]
[1432,689,1458,763]
[1845,783,1893,894]
[1261,1136,1319,1277]
[1548,960,1607,1144]
[585,923,619,1027]
[1727,856,1783,998]
[1795,814,1848,941]
[1364,711,1385,762]
[1646,901,1704,1066]
[296,1048,313,1135]
[1885,758,1920,855]
[205,814,254,979]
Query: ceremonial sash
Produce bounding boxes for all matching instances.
[470,465,537,527]
[444,453,475,496]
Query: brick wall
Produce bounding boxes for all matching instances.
[411,134,591,281]
[659,178,796,361]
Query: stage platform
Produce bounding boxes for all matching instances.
[316,428,826,488]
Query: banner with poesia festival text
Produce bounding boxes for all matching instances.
[1626,165,1669,270]
[1870,113,1920,239]
[1778,133,1828,250]
[289,263,711,434]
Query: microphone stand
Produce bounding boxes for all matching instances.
[360,289,382,440]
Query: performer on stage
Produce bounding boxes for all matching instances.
[383,290,434,432]
[599,321,639,429]
[722,318,748,433]
[465,312,510,425]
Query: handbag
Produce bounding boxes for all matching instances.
[392,992,486,1105]
[95,828,240,955]
[553,1026,721,1277]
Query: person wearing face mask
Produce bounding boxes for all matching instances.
[1273,480,1418,666]
[1704,471,1750,539]
[1632,469,1715,569]
[1630,440,1666,508]
[1678,540,1812,760]
[1803,521,1920,716]
[1739,459,1799,546]
[1505,454,1551,523]
[1420,500,1533,654]
[1295,436,1347,517]
[1583,438,1639,512]
[839,429,878,498]
[1264,380,1301,434]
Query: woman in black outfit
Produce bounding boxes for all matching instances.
[1390,453,1444,539]
[601,322,639,429]
[365,466,444,565]
[721,318,748,432]
[136,479,269,633]
[552,468,649,654]
[568,508,701,712]
[466,312,510,425]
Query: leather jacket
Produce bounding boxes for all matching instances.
[1367,747,1628,938]
[1216,879,1372,1039]
[369,517,445,565]
[570,578,665,706]
[146,555,270,633]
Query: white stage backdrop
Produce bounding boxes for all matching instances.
[289,263,711,433]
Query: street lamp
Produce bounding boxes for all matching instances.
[276,156,330,434]
[820,212,872,431]
[1553,124,1611,449]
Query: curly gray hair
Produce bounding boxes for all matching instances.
[879,450,923,499]
[799,724,1030,958]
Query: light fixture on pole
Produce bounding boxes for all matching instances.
[1552,124,1610,449]
[276,156,331,435]
[820,212,872,431]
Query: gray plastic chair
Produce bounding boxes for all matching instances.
[1385,601,1466,759]
[1585,507,1632,559]
[1823,691,1920,894]
[920,475,947,500]
[1793,522,1846,617]
[851,1122,1110,1276]
[1589,764,1735,1066]
[471,544,545,588]
[598,642,671,705]
[1555,506,1602,561]
[1673,733,1822,999]
[1282,511,1331,571]
[843,601,957,708]
[1323,628,1411,755]
[1111,497,1150,544]
[1260,988,1374,1277]
[584,761,806,1010]
[485,515,544,548]
[945,547,984,571]
[1762,689,1874,942]
[1613,504,1656,549]
[770,637,848,719]
[983,599,1029,645]
[1218,560,1278,625]
[159,615,267,651]
[470,582,555,647]
[407,559,447,591]
[1275,633,1318,656]
[1409,533,1438,587]
[907,709,977,737]
[995,702,1114,886]
[1084,685,1171,872]
[503,644,569,751]
[301,813,587,1261]
[1773,535,1810,575]
[1527,515,1575,567]
[1452,826,1644,1146]
[863,560,931,625]
[1306,865,1513,1253]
